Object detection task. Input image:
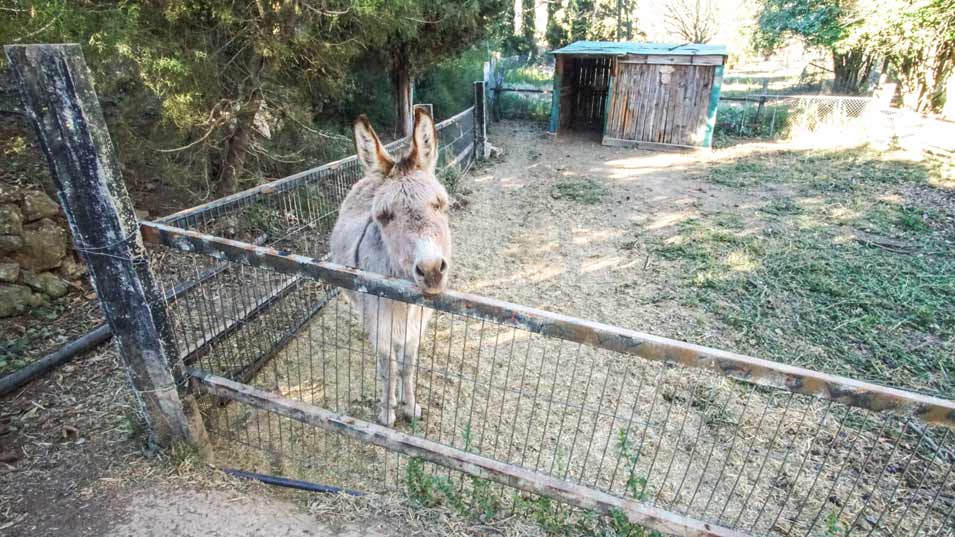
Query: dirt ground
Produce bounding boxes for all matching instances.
[2,120,951,536]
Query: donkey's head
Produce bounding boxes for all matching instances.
[354,108,451,295]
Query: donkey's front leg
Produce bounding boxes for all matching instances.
[397,343,421,421]
[377,350,397,426]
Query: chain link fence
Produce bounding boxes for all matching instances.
[716,95,889,144]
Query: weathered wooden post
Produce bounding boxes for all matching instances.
[5,44,208,450]
[473,80,488,159]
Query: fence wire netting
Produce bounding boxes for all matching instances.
[716,95,888,143]
[144,105,954,537]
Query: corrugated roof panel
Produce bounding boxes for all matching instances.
[549,41,728,57]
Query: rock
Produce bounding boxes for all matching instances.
[15,218,67,271]
[20,270,70,298]
[134,208,151,220]
[20,190,60,222]
[0,284,45,318]
[0,235,23,253]
[487,143,505,159]
[59,256,87,280]
[0,184,20,204]
[0,204,23,235]
[0,262,19,283]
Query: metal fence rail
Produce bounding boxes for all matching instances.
[141,214,955,537]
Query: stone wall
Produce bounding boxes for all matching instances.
[0,184,84,317]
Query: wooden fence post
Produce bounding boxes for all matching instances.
[4,44,207,450]
[473,81,488,159]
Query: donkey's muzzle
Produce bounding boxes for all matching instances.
[414,257,448,295]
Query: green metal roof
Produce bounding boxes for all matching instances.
[549,41,728,57]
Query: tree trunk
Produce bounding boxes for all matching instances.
[394,60,414,139]
[215,94,261,197]
[216,52,268,197]
[832,48,875,95]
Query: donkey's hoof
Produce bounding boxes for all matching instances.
[399,402,422,420]
[378,408,396,427]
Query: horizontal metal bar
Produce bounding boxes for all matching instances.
[435,106,475,130]
[191,369,747,537]
[180,275,301,365]
[226,287,339,385]
[493,87,552,94]
[142,221,955,429]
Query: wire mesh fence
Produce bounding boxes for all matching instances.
[716,95,888,143]
[140,103,955,537]
[179,279,955,536]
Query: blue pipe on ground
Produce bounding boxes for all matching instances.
[221,467,365,496]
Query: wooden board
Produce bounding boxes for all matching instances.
[601,137,702,152]
[604,62,715,148]
[619,54,725,66]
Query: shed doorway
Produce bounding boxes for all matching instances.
[555,56,613,131]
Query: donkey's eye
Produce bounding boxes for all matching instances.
[376,209,394,226]
[432,198,446,211]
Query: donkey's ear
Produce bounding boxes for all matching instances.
[411,107,438,173]
[354,115,394,175]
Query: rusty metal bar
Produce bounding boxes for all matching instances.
[142,220,955,429]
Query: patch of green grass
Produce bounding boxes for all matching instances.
[0,335,31,375]
[702,160,770,187]
[666,149,955,397]
[824,511,847,536]
[496,91,551,121]
[552,178,610,205]
[895,206,931,233]
[697,148,933,192]
[761,198,803,216]
[502,64,551,86]
[439,165,464,195]
[405,457,467,512]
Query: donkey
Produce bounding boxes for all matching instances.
[329,108,451,427]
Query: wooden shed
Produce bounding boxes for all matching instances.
[547,41,728,150]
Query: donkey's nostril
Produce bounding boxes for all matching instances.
[439,259,448,273]
[415,264,425,277]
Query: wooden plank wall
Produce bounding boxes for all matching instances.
[605,61,716,146]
